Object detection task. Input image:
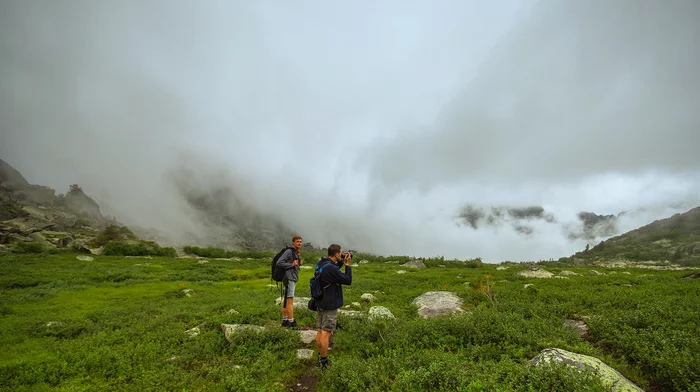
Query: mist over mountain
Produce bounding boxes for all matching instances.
[2,0,699,262]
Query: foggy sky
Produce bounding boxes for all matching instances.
[1,0,699,262]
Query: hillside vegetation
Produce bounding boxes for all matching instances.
[1,251,698,391]
[561,206,700,267]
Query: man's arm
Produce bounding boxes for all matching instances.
[327,264,352,285]
[275,249,295,270]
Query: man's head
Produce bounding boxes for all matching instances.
[327,244,341,260]
[292,235,303,250]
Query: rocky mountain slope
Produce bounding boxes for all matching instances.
[0,158,304,254]
[562,206,700,266]
[0,159,115,253]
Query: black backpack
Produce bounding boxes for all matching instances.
[271,246,294,282]
[309,259,333,300]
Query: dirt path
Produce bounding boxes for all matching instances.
[287,364,319,392]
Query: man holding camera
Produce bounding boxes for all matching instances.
[314,244,352,369]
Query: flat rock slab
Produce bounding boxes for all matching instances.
[529,348,644,392]
[76,255,94,261]
[368,306,395,321]
[221,323,266,343]
[517,269,554,278]
[412,291,464,318]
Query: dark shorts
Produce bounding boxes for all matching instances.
[317,308,338,332]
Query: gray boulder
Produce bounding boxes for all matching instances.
[401,260,426,269]
[412,291,464,318]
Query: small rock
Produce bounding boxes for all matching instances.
[182,289,195,297]
[438,264,446,268]
[359,259,370,264]
[524,284,534,289]
[221,324,266,343]
[296,349,314,360]
[351,302,361,308]
[197,259,209,264]
[351,263,359,267]
[368,306,395,321]
[227,309,240,315]
[588,270,604,276]
[300,265,313,270]
[496,266,509,270]
[298,330,316,344]
[361,293,375,302]
[185,326,200,338]
[76,255,94,261]
[396,270,407,274]
[563,319,589,339]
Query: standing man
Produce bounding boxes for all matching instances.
[314,244,352,369]
[276,235,303,328]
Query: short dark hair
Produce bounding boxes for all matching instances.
[327,244,341,257]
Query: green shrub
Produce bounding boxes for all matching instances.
[102,241,176,257]
[10,242,46,254]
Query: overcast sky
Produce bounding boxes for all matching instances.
[1,0,699,262]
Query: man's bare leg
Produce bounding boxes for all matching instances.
[316,329,331,357]
[286,298,294,320]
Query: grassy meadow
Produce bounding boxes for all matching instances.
[1,251,699,391]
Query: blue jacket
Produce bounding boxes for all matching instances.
[314,257,352,310]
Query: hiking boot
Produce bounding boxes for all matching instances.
[286,320,298,328]
[281,320,290,327]
[318,357,332,370]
